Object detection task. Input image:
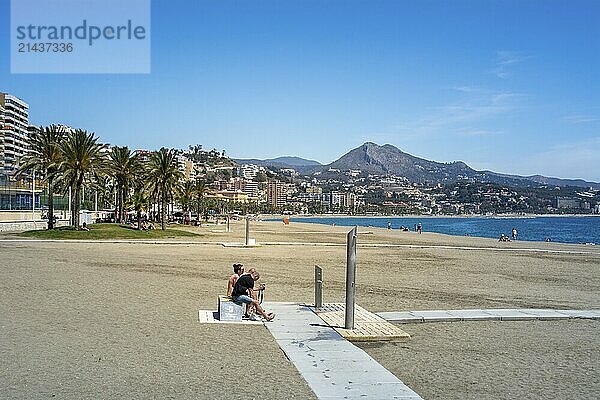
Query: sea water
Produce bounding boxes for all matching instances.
[287,216,600,245]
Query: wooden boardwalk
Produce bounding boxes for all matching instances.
[316,303,411,342]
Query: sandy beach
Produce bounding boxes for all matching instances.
[1,220,598,399]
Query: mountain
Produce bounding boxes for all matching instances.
[234,156,322,171]
[235,143,599,188]
[473,171,600,189]
[525,175,600,189]
[324,142,479,183]
[320,142,600,188]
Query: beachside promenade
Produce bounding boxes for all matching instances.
[1,220,598,399]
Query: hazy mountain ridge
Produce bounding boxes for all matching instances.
[325,143,600,188]
[237,142,600,189]
[526,175,600,189]
[234,156,321,170]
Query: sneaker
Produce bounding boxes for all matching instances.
[248,314,260,321]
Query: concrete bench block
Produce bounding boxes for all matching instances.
[218,295,242,321]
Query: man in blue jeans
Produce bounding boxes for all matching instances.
[232,269,275,321]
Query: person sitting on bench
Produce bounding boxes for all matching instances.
[227,263,244,297]
[240,267,265,318]
[232,269,275,321]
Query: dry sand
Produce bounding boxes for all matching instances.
[1,220,598,399]
[359,320,599,400]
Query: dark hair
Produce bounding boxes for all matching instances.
[233,263,244,274]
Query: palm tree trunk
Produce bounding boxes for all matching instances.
[47,177,54,230]
[119,185,124,223]
[74,175,84,229]
[161,192,166,230]
[120,188,125,223]
[196,200,200,223]
[115,183,120,224]
[70,187,76,226]
[73,188,80,229]
[137,210,141,230]
[156,195,160,223]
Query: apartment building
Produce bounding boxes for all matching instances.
[179,156,195,181]
[331,191,357,210]
[238,164,263,180]
[267,180,287,208]
[231,177,259,197]
[0,93,30,174]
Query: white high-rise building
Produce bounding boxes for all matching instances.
[0,93,30,174]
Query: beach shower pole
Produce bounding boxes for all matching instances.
[315,265,323,309]
[345,226,357,329]
[245,216,250,245]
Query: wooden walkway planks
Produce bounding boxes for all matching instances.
[316,303,411,342]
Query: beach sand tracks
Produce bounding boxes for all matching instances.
[493,270,599,287]
[90,260,221,279]
[515,251,600,263]
[360,246,459,266]
[362,319,600,400]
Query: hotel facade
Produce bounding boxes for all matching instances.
[0,93,30,175]
[0,93,39,211]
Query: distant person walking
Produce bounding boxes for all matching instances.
[417,223,422,234]
[387,221,392,230]
[512,227,518,240]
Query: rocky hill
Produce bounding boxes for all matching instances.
[321,142,600,188]
[325,142,478,183]
[237,142,600,188]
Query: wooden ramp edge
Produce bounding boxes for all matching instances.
[316,303,411,342]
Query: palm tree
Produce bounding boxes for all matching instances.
[178,180,195,224]
[193,179,206,224]
[128,185,150,230]
[203,197,217,222]
[147,148,183,230]
[59,129,107,229]
[17,125,65,229]
[89,170,115,214]
[108,146,141,224]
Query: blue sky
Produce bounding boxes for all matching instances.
[2,0,599,181]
